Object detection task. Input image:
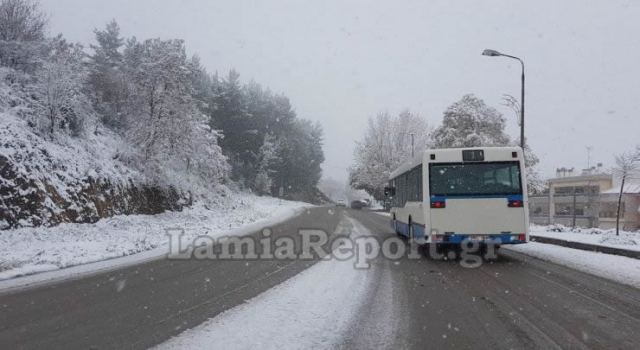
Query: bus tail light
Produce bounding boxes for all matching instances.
[431,200,446,209]
[508,200,523,207]
[432,235,444,242]
[512,234,526,241]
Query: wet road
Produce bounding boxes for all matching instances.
[1,208,639,349]
[0,207,342,350]
[347,209,640,349]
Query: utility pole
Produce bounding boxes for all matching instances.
[410,132,415,158]
[572,187,577,228]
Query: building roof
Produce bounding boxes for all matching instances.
[602,183,640,194]
[549,173,612,184]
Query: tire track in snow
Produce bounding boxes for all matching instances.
[154,214,385,350]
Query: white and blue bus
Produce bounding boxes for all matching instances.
[386,147,529,247]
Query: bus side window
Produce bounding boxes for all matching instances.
[417,165,423,200]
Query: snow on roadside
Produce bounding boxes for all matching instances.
[0,193,312,281]
[504,242,640,289]
[154,216,375,350]
[531,224,640,252]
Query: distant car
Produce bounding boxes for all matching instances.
[336,199,346,207]
[350,200,366,210]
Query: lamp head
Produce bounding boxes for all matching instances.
[482,49,502,57]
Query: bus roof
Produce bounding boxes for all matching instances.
[388,146,522,180]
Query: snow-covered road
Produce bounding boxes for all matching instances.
[155,215,379,350]
[2,209,639,350]
[157,210,637,349]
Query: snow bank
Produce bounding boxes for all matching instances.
[155,216,375,350]
[504,242,640,289]
[0,193,311,281]
[531,224,640,252]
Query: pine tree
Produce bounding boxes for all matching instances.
[88,20,126,129]
[253,133,280,195]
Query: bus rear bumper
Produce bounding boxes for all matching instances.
[390,220,527,245]
[432,233,528,245]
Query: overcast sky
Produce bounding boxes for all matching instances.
[41,0,640,182]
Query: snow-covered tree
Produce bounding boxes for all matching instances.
[521,144,544,194]
[349,110,432,200]
[0,0,48,74]
[33,37,95,137]
[433,94,510,148]
[433,94,542,194]
[120,37,228,187]
[187,54,213,113]
[179,116,229,186]
[123,38,190,162]
[0,0,46,41]
[613,150,640,235]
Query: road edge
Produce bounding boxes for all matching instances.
[0,205,314,295]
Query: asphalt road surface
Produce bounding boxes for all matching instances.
[346,210,640,350]
[1,207,640,349]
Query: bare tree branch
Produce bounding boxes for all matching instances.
[501,93,521,126]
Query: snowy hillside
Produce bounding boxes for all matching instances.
[0,112,184,229]
[0,3,329,229]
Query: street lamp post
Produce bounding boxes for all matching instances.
[482,49,525,150]
[399,132,415,158]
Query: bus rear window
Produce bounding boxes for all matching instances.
[429,162,522,196]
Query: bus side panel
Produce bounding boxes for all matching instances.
[405,202,425,239]
[422,163,431,243]
[390,202,425,238]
